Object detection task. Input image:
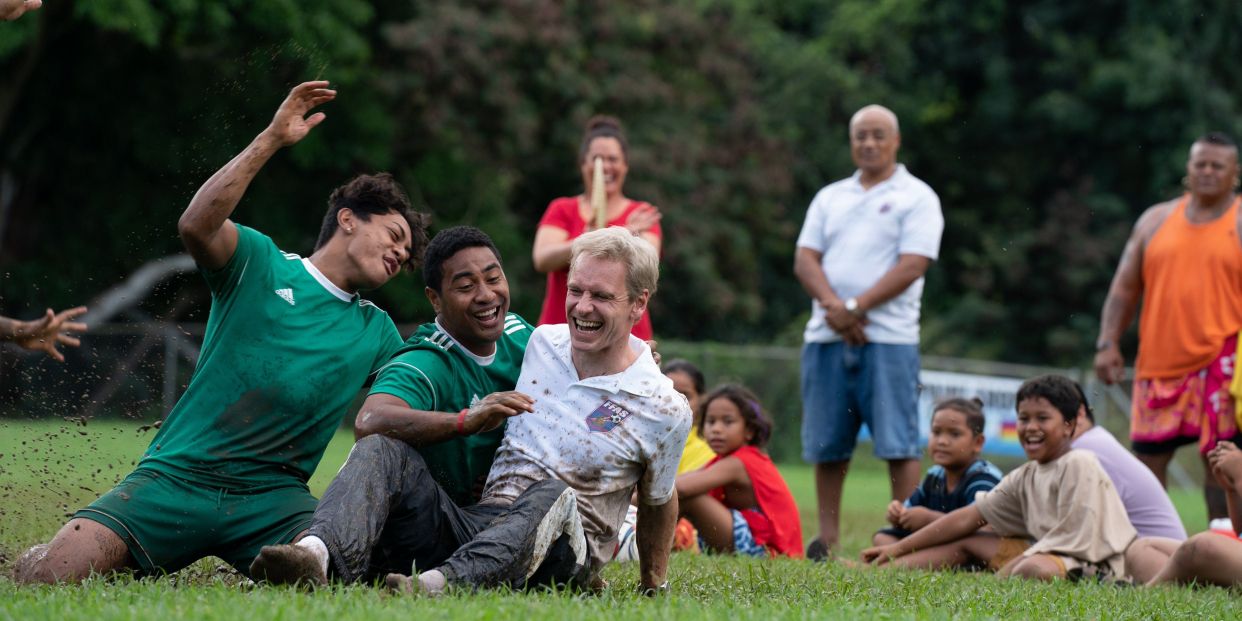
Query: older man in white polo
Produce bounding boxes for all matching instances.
[794,104,944,560]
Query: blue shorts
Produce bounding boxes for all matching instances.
[698,509,767,557]
[800,341,921,462]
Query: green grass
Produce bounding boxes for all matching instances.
[0,419,1238,619]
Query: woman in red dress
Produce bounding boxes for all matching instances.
[531,116,662,339]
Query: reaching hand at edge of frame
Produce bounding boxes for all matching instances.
[5,306,88,362]
[0,0,41,21]
[262,81,337,148]
[1208,440,1242,489]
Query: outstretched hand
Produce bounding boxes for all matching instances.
[0,0,41,21]
[464,391,534,435]
[10,306,88,362]
[262,81,337,147]
[1208,441,1242,489]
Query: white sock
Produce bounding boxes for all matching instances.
[418,569,447,595]
[296,535,330,576]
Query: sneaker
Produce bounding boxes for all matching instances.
[1208,518,1239,538]
[524,485,588,580]
[805,538,832,562]
[249,544,327,587]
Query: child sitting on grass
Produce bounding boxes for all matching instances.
[674,384,804,557]
[860,374,1137,581]
[873,397,1002,547]
[1126,439,1242,587]
[664,359,716,475]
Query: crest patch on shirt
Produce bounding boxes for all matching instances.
[585,399,633,433]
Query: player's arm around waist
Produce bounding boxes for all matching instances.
[353,391,533,445]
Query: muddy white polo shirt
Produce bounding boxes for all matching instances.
[481,324,692,569]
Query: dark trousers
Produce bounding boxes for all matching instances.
[308,435,583,588]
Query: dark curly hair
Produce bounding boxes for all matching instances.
[1015,374,1092,424]
[697,384,772,448]
[316,172,431,269]
[422,226,503,293]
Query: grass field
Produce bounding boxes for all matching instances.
[0,419,1238,619]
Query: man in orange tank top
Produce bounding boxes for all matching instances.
[1095,132,1242,526]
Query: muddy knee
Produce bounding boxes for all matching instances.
[354,434,425,464]
[13,543,53,584]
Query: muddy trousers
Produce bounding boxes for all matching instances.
[308,435,586,588]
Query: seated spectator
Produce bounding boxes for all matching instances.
[674,385,803,557]
[873,397,1002,546]
[664,359,715,474]
[1126,440,1242,587]
[1068,382,1187,541]
[861,375,1137,582]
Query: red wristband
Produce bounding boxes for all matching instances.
[455,409,469,435]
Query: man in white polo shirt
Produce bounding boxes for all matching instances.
[794,104,944,560]
[386,226,690,596]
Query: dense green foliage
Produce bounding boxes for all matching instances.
[3,1,1241,364]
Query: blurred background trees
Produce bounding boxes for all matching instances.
[4,0,1241,367]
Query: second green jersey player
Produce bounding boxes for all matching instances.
[368,312,531,506]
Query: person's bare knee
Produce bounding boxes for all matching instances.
[872,532,899,547]
[1007,556,1062,581]
[15,518,132,584]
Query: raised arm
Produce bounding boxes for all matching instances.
[353,391,533,445]
[861,504,986,565]
[178,81,336,270]
[1094,205,1169,383]
[0,307,87,362]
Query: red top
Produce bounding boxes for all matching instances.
[536,196,662,340]
[706,445,804,558]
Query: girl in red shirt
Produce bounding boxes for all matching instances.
[531,116,662,339]
[675,385,804,557]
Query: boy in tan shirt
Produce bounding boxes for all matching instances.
[861,375,1137,581]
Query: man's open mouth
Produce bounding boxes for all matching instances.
[573,318,603,332]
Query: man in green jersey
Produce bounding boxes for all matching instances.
[250,226,589,588]
[15,81,430,583]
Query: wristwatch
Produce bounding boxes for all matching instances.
[844,297,861,315]
[1095,339,1113,352]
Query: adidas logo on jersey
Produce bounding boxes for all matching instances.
[275,288,295,306]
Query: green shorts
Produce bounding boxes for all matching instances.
[74,467,316,576]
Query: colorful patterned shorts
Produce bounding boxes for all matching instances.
[1132,335,1238,455]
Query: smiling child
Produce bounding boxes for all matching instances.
[673,385,803,557]
[873,397,1002,546]
[860,375,1137,581]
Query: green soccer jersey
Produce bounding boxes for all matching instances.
[368,313,532,506]
[139,224,403,486]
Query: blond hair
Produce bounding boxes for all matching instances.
[569,226,659,300]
